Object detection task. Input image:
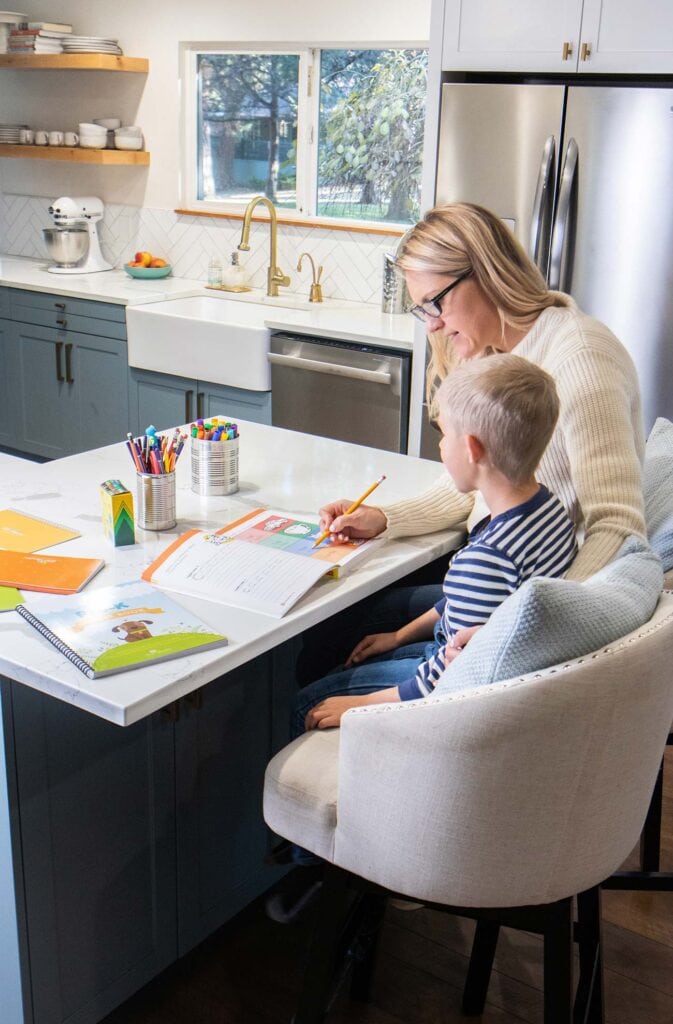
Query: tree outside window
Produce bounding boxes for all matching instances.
[192,46,428,226]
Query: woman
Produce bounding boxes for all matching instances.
[320,202,646,582]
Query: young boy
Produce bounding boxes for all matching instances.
[294,353,578,734]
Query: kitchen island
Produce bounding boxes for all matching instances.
[0,424,461,1024]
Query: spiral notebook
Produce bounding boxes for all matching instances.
[16,580,228,679]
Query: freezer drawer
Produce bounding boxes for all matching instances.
[269,333,411,454]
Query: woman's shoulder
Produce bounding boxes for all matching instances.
[519,300,634,369]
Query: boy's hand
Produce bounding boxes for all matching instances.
[346,631,399,666]
[305,695,372,730]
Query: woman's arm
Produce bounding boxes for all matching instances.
[548,344,646,581]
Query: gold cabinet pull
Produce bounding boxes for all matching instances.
[562,41,573,60]
[580,41,592,61]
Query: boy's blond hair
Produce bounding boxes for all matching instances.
[437,353,560,486]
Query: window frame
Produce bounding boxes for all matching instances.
[179,41,427,231]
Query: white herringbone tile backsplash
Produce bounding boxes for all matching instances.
[0,193,398,305]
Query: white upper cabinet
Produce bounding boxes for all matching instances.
[441,0,673,73]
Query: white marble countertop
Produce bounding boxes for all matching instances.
[0,427,460,727]
[0,254,415,350]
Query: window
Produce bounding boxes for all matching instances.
[182,45,428,227]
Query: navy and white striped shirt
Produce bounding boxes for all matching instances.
[398,485,577,701]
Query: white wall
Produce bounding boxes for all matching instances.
[0,0,430,207]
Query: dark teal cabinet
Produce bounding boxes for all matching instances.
[5,289,130,459]
[0,313,13,447]
[0,639,296,1024]
[128,368,272,436]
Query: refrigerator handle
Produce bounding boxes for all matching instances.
[529,135,556,275]
[548,137,578,291]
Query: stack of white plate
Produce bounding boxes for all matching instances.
[62,35,123,55]
[0,122,29,144]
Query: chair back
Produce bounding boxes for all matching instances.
[333,594,673,907]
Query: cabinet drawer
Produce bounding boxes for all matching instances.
[9,288,127,339]
[0,287,9,320]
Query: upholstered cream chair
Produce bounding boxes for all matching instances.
[264,592,673,1024]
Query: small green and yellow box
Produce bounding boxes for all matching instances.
[100,480,135,546]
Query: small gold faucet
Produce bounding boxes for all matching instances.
[238,195,291,298]
[296,252,324,303]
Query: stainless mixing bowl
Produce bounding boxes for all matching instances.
[43,227,89,267]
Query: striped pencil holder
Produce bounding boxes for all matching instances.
[191,437,239,496]
[136,471,177,531]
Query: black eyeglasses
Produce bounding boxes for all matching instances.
[408,270,472,322]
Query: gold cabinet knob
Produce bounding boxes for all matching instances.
[562,41,573,61]
[580,41,592,61]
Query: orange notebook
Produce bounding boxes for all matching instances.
[0,550,104,594]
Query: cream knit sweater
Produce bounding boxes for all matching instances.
[382,301,646,581]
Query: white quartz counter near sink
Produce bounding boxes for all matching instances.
[0,253,416,352]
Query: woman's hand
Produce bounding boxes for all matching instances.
[345,631,399,666]
[443,624,483,663]
[318,500,387,542]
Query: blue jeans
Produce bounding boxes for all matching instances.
[291,581,445,738]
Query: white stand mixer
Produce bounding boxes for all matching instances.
[45,196,113,274]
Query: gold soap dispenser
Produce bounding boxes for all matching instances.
[221,251,251,293]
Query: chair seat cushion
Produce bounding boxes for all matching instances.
[644,417,673,571]
[434,536,663,695]
[263,728,341,861]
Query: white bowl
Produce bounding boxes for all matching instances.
[78,123,107,135]
[114,135,144,151]
[93,117,121,129]
[115,125,143,136]
[79,136,107,149]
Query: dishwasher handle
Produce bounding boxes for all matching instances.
[268,351,392,386]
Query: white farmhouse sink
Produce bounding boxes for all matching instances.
[126,295,271,391]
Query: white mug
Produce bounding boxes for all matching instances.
[64,131,79,147]
[34,130,48,146]
[19,129,34,145]
[48,131,64,147]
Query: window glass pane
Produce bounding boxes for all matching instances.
[317,49,428,224]
[197,53,299,209]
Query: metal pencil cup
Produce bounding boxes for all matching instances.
[136,472,177,531]
[191,437,239,495]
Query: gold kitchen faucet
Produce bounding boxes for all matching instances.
[238,195,291,298]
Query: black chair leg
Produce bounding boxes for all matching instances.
[292,864,353,1024]
[574,887,604,1024]
[349,891,387,1002]
[640,758,664,872]
[462,920,500,1015]
[543,898,574,1024]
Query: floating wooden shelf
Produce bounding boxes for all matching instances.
[0,144,150,165]
[0,54,148,72]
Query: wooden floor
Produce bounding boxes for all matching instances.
[103,751,673,1024]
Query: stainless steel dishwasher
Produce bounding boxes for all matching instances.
[269,332,411,453]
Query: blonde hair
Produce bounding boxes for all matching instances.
[437,354,560,486]
[395,202,570,414]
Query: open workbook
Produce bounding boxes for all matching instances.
[142,508,384,617]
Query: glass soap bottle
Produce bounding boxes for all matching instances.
[207,257,222,288]
[221,251,251,292]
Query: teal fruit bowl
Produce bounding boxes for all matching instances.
[124,263,172,279]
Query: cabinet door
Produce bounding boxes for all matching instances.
[0,318,13,446]
[578,0,673,72]
[441,0,584,72]
[75,333,130,452]
[5,682,176,1024]
[7,321,75,458]
[128,369,197,436]
[198,380,272,425]
[174,657,283,954]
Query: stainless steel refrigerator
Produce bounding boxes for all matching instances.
[420,81,673,457]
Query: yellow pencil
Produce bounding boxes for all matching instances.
[313,474,386,548]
